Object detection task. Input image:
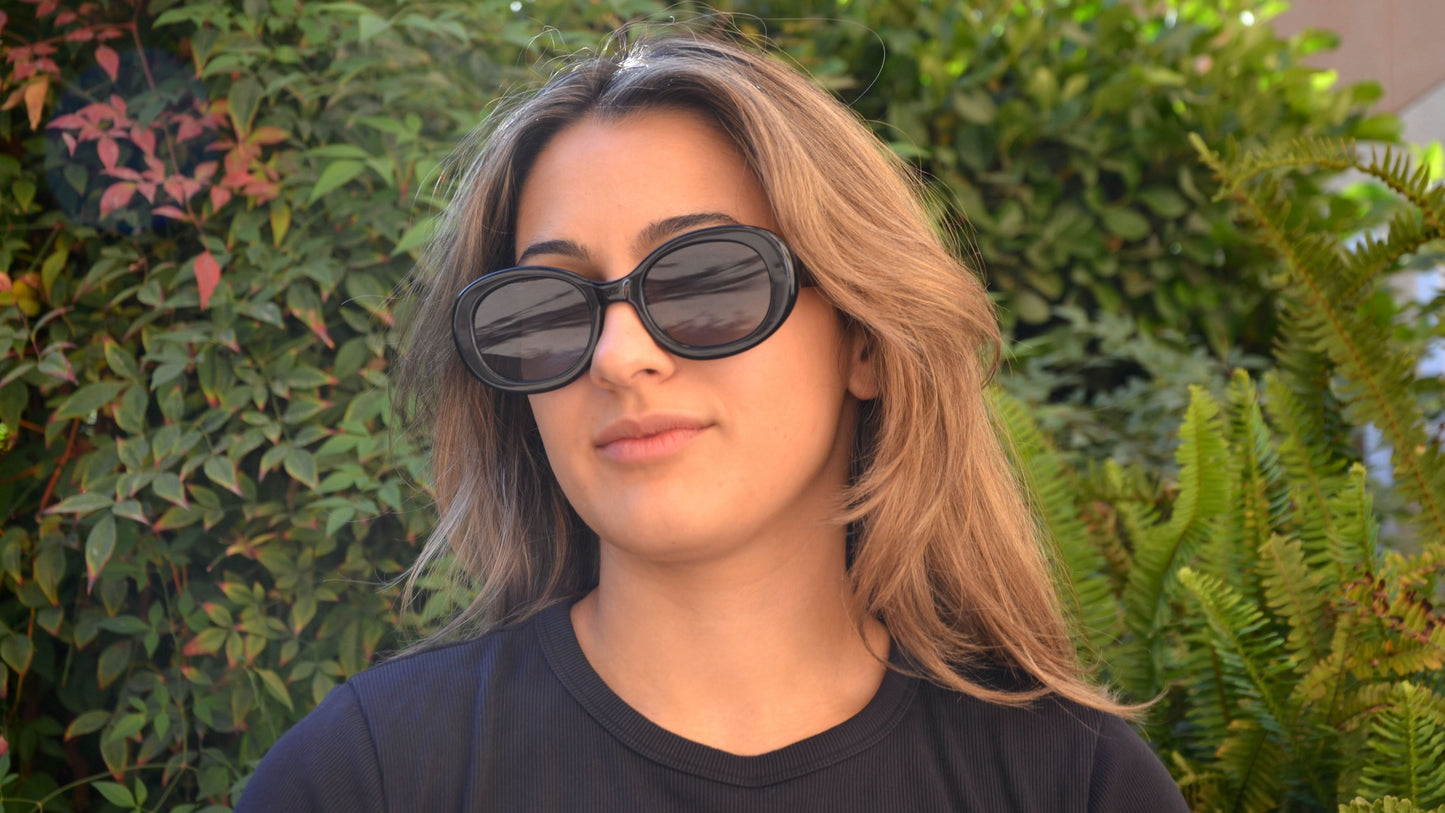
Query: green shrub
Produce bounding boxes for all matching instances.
[0,0,667,808]
[997,137,1445,811]
[758,0,1393,352]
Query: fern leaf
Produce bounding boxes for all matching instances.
[1263,369,1350,568]
[988,389,1121,658]
[1327,464,1382,582]
[1195,134,1445,547]
[1259,533,1331,665]
[1119,387,1229,695]
[1209,371,1293,598]
[1358,682,1445,809]
[1340,796,1445,813]
[1216,717,1287,813]
[1178,567,1294,736]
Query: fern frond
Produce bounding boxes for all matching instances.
[1357,682,1445,808]
[1340,207,1438,305]
[1340,796,1445,813]
[1209,371,1293,598]
[1119,387,1230,695]
[1197,134,1445,547]
[1259,533,1331,665]
[1216,717,1287,813]
[1263,369,1349,567]
[1196,136,1445,242]
[1327,464,1383,582]
[988,389,1121,658]
[1178,568,1294,730]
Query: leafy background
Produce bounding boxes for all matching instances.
[0,0,1441,810]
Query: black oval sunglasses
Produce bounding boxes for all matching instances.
[451,225,808,393]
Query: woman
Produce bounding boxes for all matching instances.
[238,32,1187,811]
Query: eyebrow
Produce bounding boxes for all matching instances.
[515,211,743,267]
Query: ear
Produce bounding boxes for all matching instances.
[844,329,879,401]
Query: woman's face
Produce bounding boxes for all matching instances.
[519,108,875,565]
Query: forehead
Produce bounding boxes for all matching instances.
[513,109,777,258]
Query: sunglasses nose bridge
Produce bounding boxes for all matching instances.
[597,276,633,306]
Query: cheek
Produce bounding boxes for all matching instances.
[527,392,585,486]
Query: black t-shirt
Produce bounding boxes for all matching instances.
[236,603,1187,811]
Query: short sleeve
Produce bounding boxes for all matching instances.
[1087,715,1189,812]
[234,683,386,813]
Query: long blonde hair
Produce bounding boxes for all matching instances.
[397,32,1135,717]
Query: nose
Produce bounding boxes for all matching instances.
[587,301,675,389]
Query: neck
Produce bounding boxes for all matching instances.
[570,528,890,756]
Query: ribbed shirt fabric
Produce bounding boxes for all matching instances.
[237,603,1187,811]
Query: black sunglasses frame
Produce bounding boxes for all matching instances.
[451,225,805,394]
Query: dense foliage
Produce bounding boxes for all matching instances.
[998,136,1445,811]
[0,0,1437,810]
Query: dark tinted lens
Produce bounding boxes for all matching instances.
[644,241,772,348]
[472,278,592,382]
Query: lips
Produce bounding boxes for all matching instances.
[594,414,709,462]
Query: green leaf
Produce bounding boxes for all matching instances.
[152,472,188,508]
[34,543,65,605]
[52,381,128,422]
[105,711,146,743]
[46,491,113,515]
[284,448,318,489]
[203,455,242,496]
[305,144,372,160]
[228,76,263,135]
[65,710,112,739]
[92,781,135,808]
[114,385,147,434]
[1101,206,1152,241]
[270,203,291,246]
[1,634,34,673]
[104,343,141,381]
[85,514,117,588]
[392,215,437,257]
[97,640,131,689]
[308,161,367,204]
[1137,187,1189,219]
[257,668,295,711]
[357,12,389,41]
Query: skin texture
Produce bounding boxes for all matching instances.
[519,109,889,755]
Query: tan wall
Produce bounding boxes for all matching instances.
[1273,0,1445,114]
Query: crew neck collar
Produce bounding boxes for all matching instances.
[532,601,918,788]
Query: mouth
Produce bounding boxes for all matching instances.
[594,414,709,463]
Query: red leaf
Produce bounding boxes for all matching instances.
[65,27,93,42]
[61,132,76,156]
[194,251,221,309]
[96,137,118,169]
[174,115,205,142]
[47,112,84,129]
[152,205,187,220]
[102,166,140,181]
[94,45,119,81]
[130,125,156,156]
[99,182,135,218]
[0,12,7,35]
[37,0,59,18]
[209,185,231,211]
[136,182,156,203]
